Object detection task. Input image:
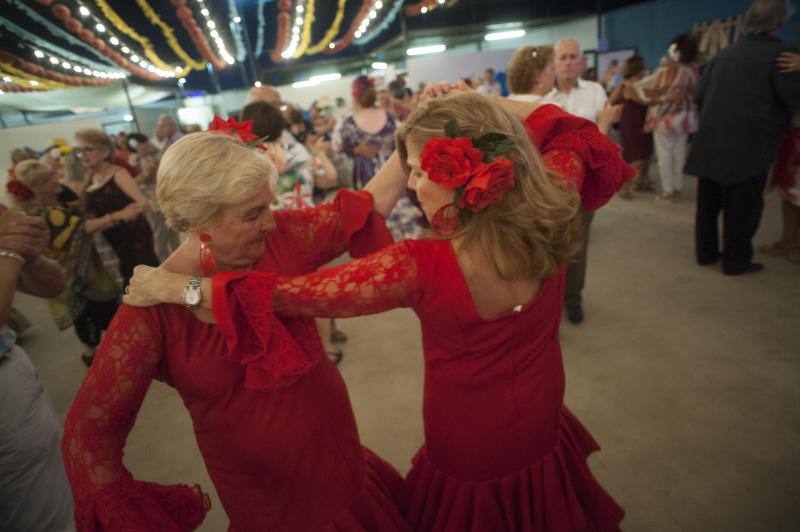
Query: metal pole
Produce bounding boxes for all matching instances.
[207,63,223,94]
[597,0,604,46]
[236,1,259,85]
[120,79,141,133]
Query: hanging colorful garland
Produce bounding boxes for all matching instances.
[254,0,268,58]
[47,4,163,81]
[270,0,293,63]
[1,59,71,90]
[135,0,207,72]
[11,0,116,68]
[93,0,179,73]
[227,0,248,62]
[291,0,316,58]
[303,0,347,56]
[0,15,125,76]
[173,0,226,70]
[0,51,114,87]
[324,0,373,56]
[355,0,403,45]
[0,67,65,90]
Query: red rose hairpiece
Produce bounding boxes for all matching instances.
[420,119,516,213]
[208,115,267,147]
[6,179,33,202]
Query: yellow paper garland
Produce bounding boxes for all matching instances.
[93,0,183,73]
[292,0,316,58]
[303,0,347,56]
[0,64,69,89]
[135,0,206,72]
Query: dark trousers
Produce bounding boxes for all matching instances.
[73,299,119,347]
[695,174,767,273]
[565,210,595,307]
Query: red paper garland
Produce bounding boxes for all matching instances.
[48,3,161,81]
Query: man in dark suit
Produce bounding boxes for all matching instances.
[684,0,800,275]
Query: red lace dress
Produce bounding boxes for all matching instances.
[208,106,633,531]
[61,190,411,532]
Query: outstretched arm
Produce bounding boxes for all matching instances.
[125,240,423,320]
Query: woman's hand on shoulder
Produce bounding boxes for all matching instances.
[418,79,473,103]
[777,51,800,73]
[124,265,185,307]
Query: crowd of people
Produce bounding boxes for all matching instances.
[0,0,798,530]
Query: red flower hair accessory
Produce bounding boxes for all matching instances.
[208,115,263,145]
[420,119,517,212]
[6,179,33,202]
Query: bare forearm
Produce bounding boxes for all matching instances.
[0,259,23,326]
[363,152,407,218]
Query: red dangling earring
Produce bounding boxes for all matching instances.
[199,234,217,276]
[430,204,460,237]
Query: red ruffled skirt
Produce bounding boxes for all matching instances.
[400,408,624,532]
[325,448,411,531]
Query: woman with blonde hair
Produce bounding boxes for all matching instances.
[8,160,136,366]
[507,44,557,103]
[76,128,158,282]
[127,91,631,530]
[61,127,413,530]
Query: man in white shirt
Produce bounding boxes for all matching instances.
[547,40,608,121]
[150,114,184,154]
[476,68,503,96]
[548,39,609,325]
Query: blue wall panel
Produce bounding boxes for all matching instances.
[602,0,799,69]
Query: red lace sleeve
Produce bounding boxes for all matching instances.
[276,188,394,270]
[212,240,422,326]
[61,305,210,531]
[524,104,635,211]
[211,270,317,391]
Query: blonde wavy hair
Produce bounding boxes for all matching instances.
[9,159,52,211]
[507,45,554,95]
[397,92,582,281]
[156,133,276,232]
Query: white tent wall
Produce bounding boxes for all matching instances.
[406,15,598,87]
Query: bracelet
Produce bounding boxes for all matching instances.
[0,249,26,265]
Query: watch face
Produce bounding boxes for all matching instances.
[185,290,201,306]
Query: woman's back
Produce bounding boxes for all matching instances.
[406,238,565,479]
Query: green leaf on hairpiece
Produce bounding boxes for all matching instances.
[444,119,459,139]
[479,132,506,144]
[492,139,515,156]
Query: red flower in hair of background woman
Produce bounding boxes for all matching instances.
[6,179,33,202]
[208,115,260,144]
[421,137,484,190]
[458,156,516,212]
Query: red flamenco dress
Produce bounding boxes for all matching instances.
[209,105,635,531]
[61,190,411,531]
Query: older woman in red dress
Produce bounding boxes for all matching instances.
[61,127,412,530]
[127,91,633,531]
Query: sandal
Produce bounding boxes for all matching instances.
[326,348,344,366]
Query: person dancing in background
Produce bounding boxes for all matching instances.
[127,89,634,532]
[76,129,159,284]
[340,75,423,240]
[8,160,136,366]
[609,55,655,198]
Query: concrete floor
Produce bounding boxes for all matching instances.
[14,178,800,531]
